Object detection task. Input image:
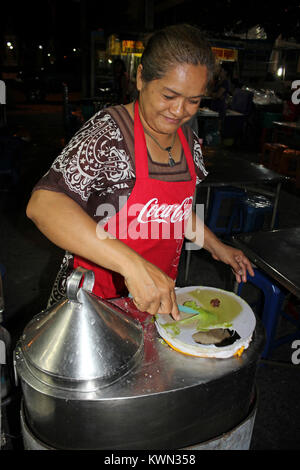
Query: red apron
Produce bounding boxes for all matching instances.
[73,101,196,298]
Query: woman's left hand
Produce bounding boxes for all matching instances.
[210,241,254,283]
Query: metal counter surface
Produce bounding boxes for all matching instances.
[202,154,286,187]
[16,296,265,401]
[16,295,265,450]
[232,227,300,299]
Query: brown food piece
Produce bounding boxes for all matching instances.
[192,328,230,345]
[210,298,220,307]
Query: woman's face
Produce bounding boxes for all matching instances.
[136,63,208,137]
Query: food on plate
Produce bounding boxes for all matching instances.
[161,288,243,340]
[161,303,232,337]
[177,288,242,323]
[210,298,220,307]
[155,286,256,358]
[192,328,241,347]
[192,328,230,344]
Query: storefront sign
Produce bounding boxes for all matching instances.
[107,35,144,55]
[211,47,238,62]
[121,40,144,54]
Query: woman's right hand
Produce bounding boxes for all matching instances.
[27,191,180,320]
[123,258,180,321]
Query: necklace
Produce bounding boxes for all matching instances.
[134,101,177,167]
[143,128,177,167]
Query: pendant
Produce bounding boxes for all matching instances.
[168,156,176,167]
[166,147,176,167]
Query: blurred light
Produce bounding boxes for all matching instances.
[108,59,113,64]
[9,45,14,50]
[73,48,77,52]
[277,66,284,77]
[38,45,43,50]
[47,53,51,57]
[6,41,12,47]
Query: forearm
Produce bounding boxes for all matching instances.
[185,211,254,282]
[203,225,224,255]
[185,210,223,255]
[26,189,180,319]
[26,189,142,277]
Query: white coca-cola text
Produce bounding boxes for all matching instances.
[137,196,193,224]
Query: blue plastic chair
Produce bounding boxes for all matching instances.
[240,195,276,232]
[237,268,300,358]
[207,190,278,236]
[206,186,246,235]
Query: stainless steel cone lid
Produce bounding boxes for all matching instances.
[18,268,144,392]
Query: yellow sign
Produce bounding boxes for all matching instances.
[121,40,144,54]
[107,35,144,55]
[108,35,121,55]
[211,47,238,62]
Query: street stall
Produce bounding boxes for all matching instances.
[13,26,271,450]
[14,268,264,450]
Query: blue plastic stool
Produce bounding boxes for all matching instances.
[206,186,246,235]
[240,195,276,232]
[237,268,300,358]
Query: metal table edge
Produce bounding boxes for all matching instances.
[231,236,300,299]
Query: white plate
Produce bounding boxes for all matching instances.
[155,286,256,359]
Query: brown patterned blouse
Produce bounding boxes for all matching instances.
[33,105,208,305]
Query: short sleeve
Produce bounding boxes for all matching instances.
[191,130,208,185]
[32,109,134,210]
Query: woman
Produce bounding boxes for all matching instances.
[26,24,253,321]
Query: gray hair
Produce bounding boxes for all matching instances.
[141,24,215,84]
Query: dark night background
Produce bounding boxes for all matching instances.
[2,0,300,62]
[1,0,300,100]
[2,0,300,39]
[2,0,300,40]
[1,0,300,453]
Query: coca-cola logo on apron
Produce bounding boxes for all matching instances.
[96,195,193,240]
